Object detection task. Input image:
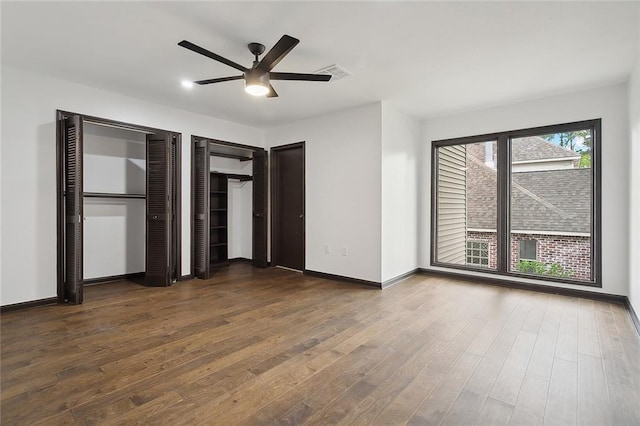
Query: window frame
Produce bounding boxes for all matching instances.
[430,119,601,287]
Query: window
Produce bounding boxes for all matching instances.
[432,119,600,286]
[466,241,489,267]
[518,239,536,261]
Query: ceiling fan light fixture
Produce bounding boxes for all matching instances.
[245,82,269,96]
[244,69,270,96]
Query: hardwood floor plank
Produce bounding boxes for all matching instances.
[489,330,537,405]
[577,300,602,358]
[577,353,613,425]
[407,352,482,425]
[555,298,579,363]
[543,358,577,426]
[441,388,486,425]
[525,304,561,381]
[331,317,486,425]
[2,264,639,425]
[509,375,549,425]
[102,391,185,425]
[521,293,549,334]
[476,396,514,425]
[247,302,450,425]
[463,303,529,398]
[374,365,446,424]
[466,319,505,357]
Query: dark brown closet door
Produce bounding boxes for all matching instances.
[146,133,172,286]
[252,149,268,268]
[271,143,305,271]
[63,115,84,304]
[170,135,179,281]
[193,140,210,279]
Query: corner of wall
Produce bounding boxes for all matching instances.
[627,14,640,314]
[380,104,420,282]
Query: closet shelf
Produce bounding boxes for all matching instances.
[83,192,145,199]
[226,173,253,182]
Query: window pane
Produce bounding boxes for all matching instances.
[435,141,497,269]
[519,239,536,260]
[510,131,592,280]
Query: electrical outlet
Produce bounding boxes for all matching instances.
[324,244,330,254]
[342,246,348,256]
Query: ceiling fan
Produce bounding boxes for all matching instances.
[178,35,331,98]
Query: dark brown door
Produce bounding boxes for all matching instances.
[192,140,211,279]
[170,135,180,281]
[271,143,305,271]
[146,133,172,286]
[62,115,84,303]
[252,149,268,267]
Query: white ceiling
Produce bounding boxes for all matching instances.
[1,1,638,128]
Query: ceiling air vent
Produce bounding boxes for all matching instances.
[315,64,352,81]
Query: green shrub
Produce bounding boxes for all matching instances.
[517,260,547,275]
[516,260,574,278]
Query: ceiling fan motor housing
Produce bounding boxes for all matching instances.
[245,68,270,86]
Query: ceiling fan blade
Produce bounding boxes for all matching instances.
[178,40,247,72]
[270,72,331,82]
[194,75,243,85]
[266,84,279,98]
[256,35,299,73]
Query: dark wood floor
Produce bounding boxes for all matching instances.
[2,264,639,425]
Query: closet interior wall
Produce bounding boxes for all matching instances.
[83,123,146,281]
[210,155,253,260]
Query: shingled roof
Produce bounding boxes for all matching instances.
[466,155,591,234]
[512,136,580,162]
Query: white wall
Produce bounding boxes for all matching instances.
[381,103,420,282]
[266,103,383,283]
[83,123,146,279]
[209,156,253,260]
[421,83,630,296]
[0,65,264,305]
[628,29,640,314]
[228,181,253,260]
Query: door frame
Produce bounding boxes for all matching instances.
[270,141,306,270]
[190,135,267,277]
[56,110,182,302]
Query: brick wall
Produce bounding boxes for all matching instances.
[466,231,591,280]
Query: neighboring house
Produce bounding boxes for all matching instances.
[438,137,591,279]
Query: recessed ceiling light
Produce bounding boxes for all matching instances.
[181,80,194,89]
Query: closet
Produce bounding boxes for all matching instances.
[192,137,267,279]
[56,111,181,304]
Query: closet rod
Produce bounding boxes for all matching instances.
[83,192,146,199]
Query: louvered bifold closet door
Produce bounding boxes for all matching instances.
[193,140,210,279]
[146,134,172,286]
[63,115,84,304]
[252,149,268,267]
[170,136,178,281]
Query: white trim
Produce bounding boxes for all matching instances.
[467,228,590,237]
[512,156,580,165]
